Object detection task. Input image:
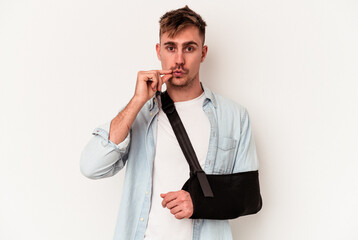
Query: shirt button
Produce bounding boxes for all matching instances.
[140,217,144,221]
[146,191,149,195]
[150,112,153,116]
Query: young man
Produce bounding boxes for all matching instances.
[81,6,260,240]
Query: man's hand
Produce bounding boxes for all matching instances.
[160,190,193,219]
[134,70,173,104]
[108,69,172,145]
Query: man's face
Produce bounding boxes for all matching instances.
[156,25,208,88]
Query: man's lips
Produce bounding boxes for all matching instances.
[172,70,186,77]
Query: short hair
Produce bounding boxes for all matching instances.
[159,5,207,44]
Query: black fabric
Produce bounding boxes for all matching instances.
[182,171,262,219]
[161,91,262,219]
[161,91,214,197]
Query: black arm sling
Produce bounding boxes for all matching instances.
[161,91,262,219]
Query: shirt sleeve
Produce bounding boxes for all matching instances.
[80,121,131,179]
[233,109,259,172]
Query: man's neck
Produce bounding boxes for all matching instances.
[166,80,203,102]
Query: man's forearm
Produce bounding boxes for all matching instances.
[109,69,172,144]
[109,96,146,144]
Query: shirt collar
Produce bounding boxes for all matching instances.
[201,83,217,108]
[148,92,160,111]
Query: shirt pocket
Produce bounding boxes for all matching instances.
[212,137,238,174]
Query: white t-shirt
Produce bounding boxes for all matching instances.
[144,93,210,240]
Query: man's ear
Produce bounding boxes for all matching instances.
[201,45,208,62]
[156,43,161,61]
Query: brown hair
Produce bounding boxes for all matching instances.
[159,5,207,44]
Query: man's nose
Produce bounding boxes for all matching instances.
[175,52,185,65]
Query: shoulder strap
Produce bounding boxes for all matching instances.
[161,91,214,197]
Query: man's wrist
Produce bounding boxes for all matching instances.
[130,95,148,110]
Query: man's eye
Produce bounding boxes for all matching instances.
[167,46,175,51]
[185,46,194,52]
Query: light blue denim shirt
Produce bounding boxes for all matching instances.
[80,85,259,240]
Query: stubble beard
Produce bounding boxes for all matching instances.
[168,73,198,89]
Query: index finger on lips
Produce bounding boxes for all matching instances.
[158,69,173,75]
[161,73,172,84]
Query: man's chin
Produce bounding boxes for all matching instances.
[168,77,188,88]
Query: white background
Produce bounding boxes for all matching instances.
[1,0,357,239]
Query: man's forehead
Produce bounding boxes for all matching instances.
[160,26,203,45]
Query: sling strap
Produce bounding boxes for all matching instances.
[161,91,214,198]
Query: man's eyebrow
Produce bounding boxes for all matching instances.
[163,41,199,46]
[163,41,176,46]
[183,41,199,47]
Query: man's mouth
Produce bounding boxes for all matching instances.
[172,70,186,77]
